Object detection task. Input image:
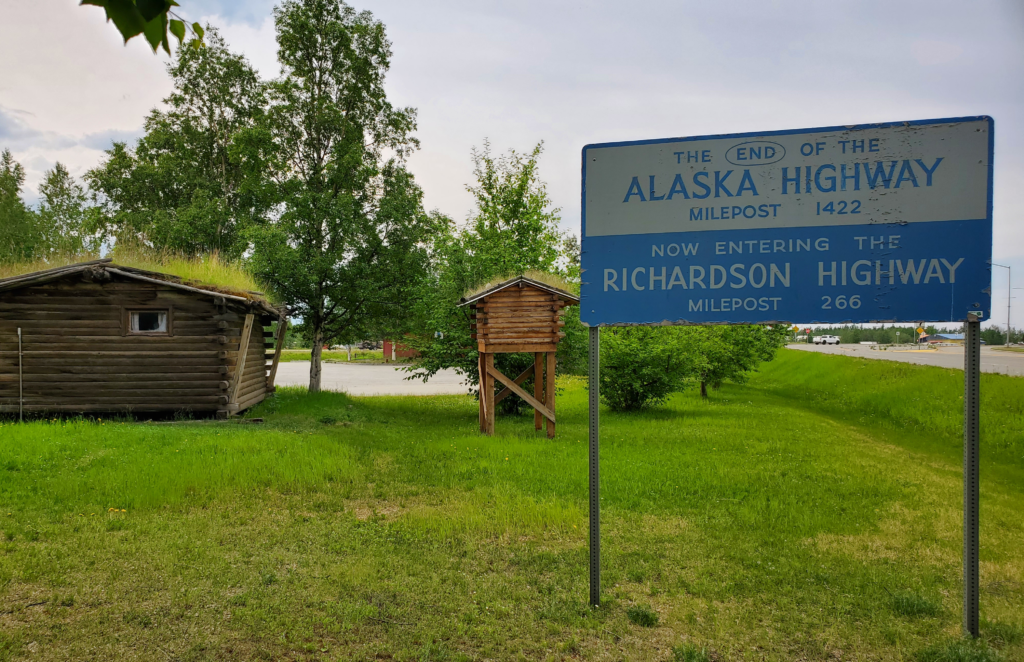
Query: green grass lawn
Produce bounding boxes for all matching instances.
[278,349,389,363]
[1,350,1022,661]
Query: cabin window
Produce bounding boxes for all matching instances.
[130,310,168,334]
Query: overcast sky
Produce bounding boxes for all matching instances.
[2,0,1022,327]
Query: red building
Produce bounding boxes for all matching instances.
[382,339,419,362]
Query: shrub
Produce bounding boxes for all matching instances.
[599,327,690,411]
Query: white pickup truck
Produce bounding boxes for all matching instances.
[813,335,840,345]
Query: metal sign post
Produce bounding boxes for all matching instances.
[579,117,994,627]
[588,326,600,607]
[963,317,981,637]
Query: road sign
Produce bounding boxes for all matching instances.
[917,327,925,333]
[580,117,993,326]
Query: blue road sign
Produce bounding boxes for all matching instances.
[580,117,993,326]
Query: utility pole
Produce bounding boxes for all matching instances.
[1014,287,1024,345]
[992,263,1010,346]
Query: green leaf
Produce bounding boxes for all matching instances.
[192,23,205,40]
[142,13,167,52]
[83,0,146,43]
[169,19,186,44]
[136,0,171,23]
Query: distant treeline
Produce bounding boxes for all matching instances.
[804,324,1022,345]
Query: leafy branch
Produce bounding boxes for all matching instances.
[80,0,205,54]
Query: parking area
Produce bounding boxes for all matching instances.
[273,361,470,396]
[789,343,1024,376]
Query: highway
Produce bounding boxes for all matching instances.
[788,343,1024,377]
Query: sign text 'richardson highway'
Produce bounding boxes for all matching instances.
[580,117,993,326]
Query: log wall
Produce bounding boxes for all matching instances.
[470,286,567,354]
[0,275,274,415]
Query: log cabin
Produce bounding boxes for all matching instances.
[0,259,288,419]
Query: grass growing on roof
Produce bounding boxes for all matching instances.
[109,245,270,300]
[0,350,1021,660]
[462,269,577,300]
[0,253,102,281]
[0,247,271,302]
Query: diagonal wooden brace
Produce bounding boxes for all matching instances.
[230,313,255,406]
[494,364,535,404]
[487,364,555,423]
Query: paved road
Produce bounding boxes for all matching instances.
[788,343,1024,376]
[274,361,470,395]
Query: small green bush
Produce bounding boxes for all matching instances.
[626,603,659,627]
[600,327,690,411]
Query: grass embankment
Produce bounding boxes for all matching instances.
[755,350,1024,483]
[1,350,1022,661]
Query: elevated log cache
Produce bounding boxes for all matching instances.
[460,276,579,438]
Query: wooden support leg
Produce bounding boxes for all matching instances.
[546,352,556,438]
[478,352,485,433]
[484,353,496,435]
[534,352,543,431]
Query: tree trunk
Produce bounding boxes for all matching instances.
[700,380,708,399]
[309,327,324,393]
[347,344,352,361]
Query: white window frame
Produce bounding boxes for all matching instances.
[123,307,174,336]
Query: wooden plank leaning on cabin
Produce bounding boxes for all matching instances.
[228,314,270,412]
[229,314,255,407]
[266,317,287,390]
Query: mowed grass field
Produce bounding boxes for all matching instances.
[1,350,1022,661]
[277,349,387,363]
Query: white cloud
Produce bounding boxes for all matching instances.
[0,0,172,197]
[911,39,965,66]
[201,14,280,79]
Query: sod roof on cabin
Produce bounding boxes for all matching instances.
[0,259,281,316]
[459,274,580,307]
